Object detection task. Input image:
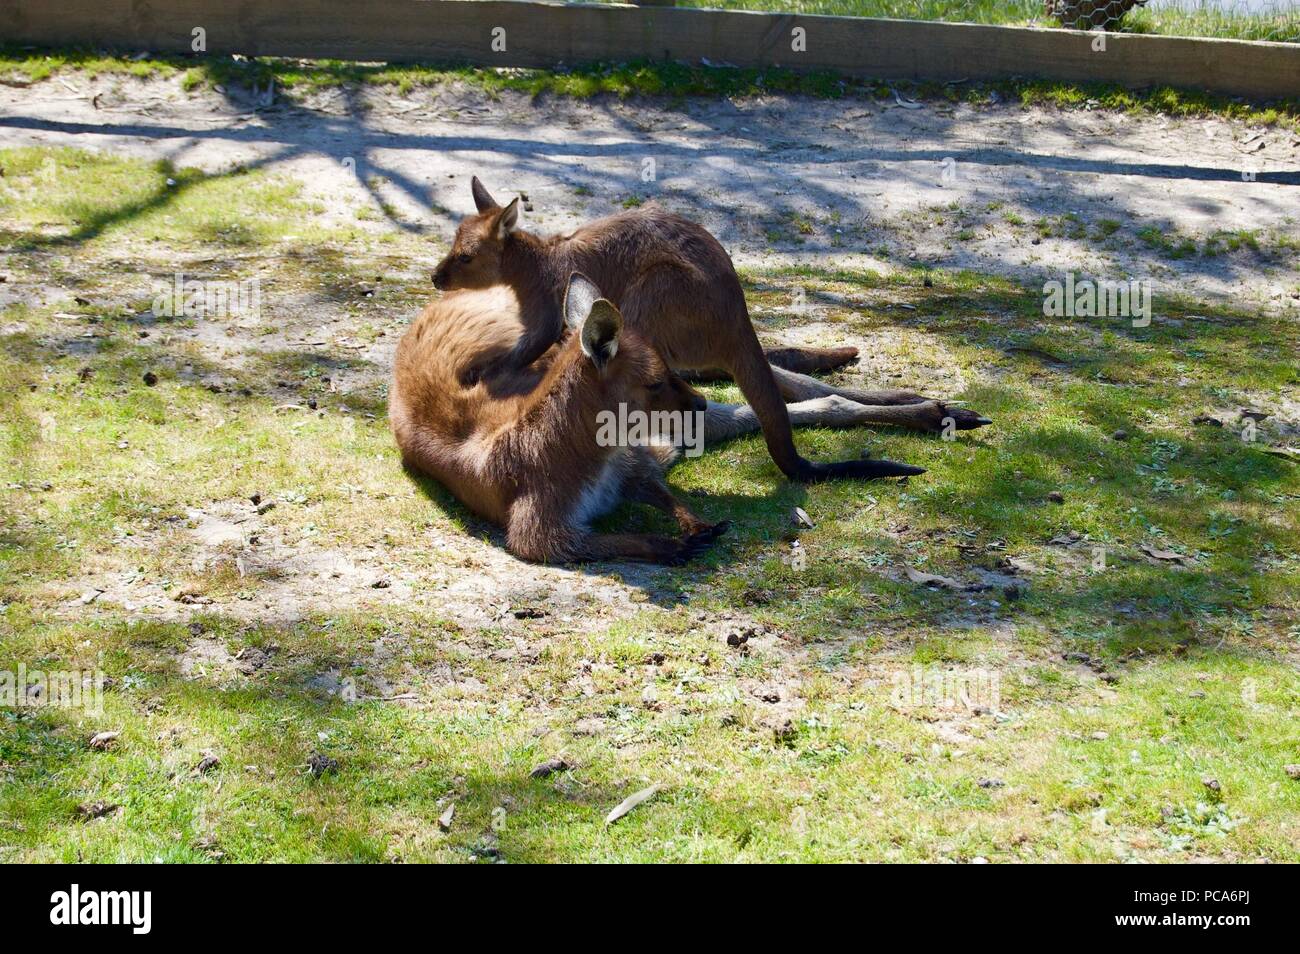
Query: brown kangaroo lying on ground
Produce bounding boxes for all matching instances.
[391,272,729,565]
[431,178,991,481]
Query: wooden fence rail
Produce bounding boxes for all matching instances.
[2,0,1296,100]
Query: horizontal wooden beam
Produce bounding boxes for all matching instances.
[2,0,1296,100]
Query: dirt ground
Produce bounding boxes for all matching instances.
[2,73,1298,307]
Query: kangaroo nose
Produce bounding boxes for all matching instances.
[432,272,445,290]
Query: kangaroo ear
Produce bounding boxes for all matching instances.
[563,271,603,331]
[496,197,520,239]
[471,176,498,213]
[564,273,621,369]
[579,300,622,371]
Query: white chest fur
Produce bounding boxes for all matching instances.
[568,450,629,530]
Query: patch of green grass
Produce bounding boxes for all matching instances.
[1093,218,1122,240]
[662,0,1298,44]
[4,608,1297,861]
[1137,225,1203,259]
[0,48,183,84]
[2,46,1298,129]
[0,147,336,251]
[1035,213,1090,240]
[1203,229,1262,257]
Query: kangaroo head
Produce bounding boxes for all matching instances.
[563,272,706,418]
[432,178,521,291]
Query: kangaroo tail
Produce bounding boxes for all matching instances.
[800,458,926,482]
[728,314,922,482]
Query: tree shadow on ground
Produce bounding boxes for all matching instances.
[2,65,1295,293]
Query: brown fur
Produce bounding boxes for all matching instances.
[390,278,727,564]
[432,181,927,481]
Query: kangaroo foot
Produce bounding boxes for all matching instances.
[791,396,989,435]
[944,405,994,430]
[767,366,993,429]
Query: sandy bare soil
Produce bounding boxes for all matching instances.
[2,73,1298,308]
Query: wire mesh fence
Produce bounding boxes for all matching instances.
[647,0,1300,43]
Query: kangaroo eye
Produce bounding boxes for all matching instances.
[457,254,473,265]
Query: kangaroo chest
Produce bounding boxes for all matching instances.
[567,449,631,529]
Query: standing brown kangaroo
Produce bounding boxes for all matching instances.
[391,272,728,565]
[430,179,992,482]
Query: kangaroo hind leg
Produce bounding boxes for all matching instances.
[764,345,858,375]
[768,366,992,432]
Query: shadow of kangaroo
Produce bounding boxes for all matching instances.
[391,272,728,565]
[430,178,988,482]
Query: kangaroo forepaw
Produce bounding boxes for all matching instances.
[700,520,731,542]
[667,523,729,565]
